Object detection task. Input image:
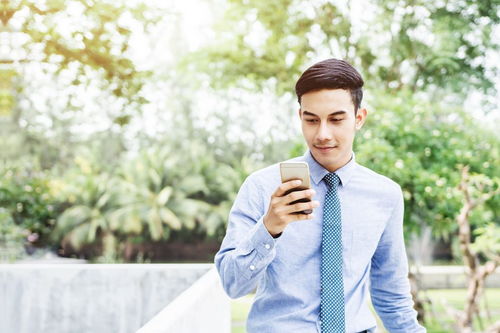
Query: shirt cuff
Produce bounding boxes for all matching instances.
[239,217,278,279]
[251,217,278,256]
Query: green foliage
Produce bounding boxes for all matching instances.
[187,0,498,104]
[54,172,117,255]
[111,148,183,241]
[0,69,16,116]
[471,223,500,261]
[47,138,252,259]
[0,208,27,262]
[355,89,499,237]
[2,0,498,263]
[0,0,163,172]
[6,0,159,112]
[0,161,60,247]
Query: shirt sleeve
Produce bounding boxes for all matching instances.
[370,187,426,332]
[214,175,278,299]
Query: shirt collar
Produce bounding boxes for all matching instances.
[304,149,357,187]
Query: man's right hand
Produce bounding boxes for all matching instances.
[263,180,319,237]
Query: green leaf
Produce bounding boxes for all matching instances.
[156,187,172,206]
[147,210,163,240]
[159,207,182,230]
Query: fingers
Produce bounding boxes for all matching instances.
[265,181,318,235]
[286,212,315,223]
[274,179,304,197]
[298,212,315,220]
[282,200,319,215]
[283,188,315,206]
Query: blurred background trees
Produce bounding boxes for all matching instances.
[0,0,498,271]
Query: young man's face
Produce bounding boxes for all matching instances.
[299,89,367,172]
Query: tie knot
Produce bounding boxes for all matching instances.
[323,172,340,189]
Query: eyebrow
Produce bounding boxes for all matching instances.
[302,110,347,117]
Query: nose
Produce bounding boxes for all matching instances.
[316,123,332,142]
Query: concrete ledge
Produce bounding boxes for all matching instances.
[0,263,215,333]
[138,267,230,333]
[411,265,500,289]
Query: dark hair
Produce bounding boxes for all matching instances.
[295,58,364,112]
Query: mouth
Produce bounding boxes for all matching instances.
[314,145,337,152]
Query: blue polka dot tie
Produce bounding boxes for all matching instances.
[320,172,345,332]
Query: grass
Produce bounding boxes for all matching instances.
[231,288,500,333]
[422,288,500,332]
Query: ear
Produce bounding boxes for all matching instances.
[355,108,367,130]
[297,108,302,119]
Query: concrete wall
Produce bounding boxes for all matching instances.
[0,264,226,333]
[138,267,230,333]
[413,265,500,289]
[2,262,495,333]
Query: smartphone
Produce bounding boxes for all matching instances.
[279,162,312,215]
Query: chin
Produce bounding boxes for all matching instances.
[311,147,350,171]
[312,149,336,162]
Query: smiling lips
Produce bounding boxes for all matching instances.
[315,145,337,152]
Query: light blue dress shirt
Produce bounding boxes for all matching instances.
[215,150,426,333]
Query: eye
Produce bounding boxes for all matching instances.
[331,118,343,122]
[305,119,318,123]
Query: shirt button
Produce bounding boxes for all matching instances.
[249,265,256,271]
[264,244,271,250]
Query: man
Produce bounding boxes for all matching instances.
[215,58,425,332]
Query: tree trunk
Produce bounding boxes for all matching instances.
[455,166,499,332]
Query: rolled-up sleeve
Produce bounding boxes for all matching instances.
[370,188,426,332]
[214,176,277,299]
